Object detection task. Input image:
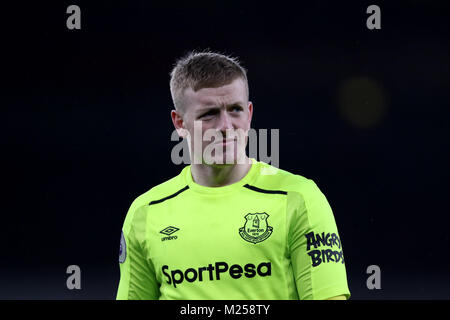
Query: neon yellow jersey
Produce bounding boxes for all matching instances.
[116,159,350,300]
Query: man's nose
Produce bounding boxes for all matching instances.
[218,110,233,133]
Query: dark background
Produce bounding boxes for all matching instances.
[1,1,449,299]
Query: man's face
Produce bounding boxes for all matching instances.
[172,78,253,165]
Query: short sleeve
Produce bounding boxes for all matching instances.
[116,205,160,300]
[288,179,351,300]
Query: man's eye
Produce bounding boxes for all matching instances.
[199,111,215,119]
[231,106,243,112]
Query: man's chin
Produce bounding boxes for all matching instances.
[203,154,250,167]
[203,157,236,166]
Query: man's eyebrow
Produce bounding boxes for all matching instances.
[227,101,245,107]
[196,101,245,111]
[195,106,219,115]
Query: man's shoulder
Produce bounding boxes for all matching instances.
[123,166,189,226]
[254,162,333,222]
[254,161,321,197]
[134,167,188,207]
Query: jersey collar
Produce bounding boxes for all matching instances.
[184,158,259,195]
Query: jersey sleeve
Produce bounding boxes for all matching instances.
[288,179,351,300]
[116,204,160,300]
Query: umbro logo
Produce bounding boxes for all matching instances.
[160,226,180,241]
[160,226,180,236]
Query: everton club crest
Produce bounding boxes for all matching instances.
[239,212,273,244]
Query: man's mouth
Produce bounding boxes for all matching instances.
[219,138,237,146]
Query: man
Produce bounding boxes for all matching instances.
[116,51,350,300]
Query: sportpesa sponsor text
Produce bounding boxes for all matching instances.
[162,261,272,288]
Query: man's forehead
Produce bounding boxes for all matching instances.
[183,78,247,108]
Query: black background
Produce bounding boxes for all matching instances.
[1,1,449,299]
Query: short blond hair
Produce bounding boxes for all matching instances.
[169,50,249,113]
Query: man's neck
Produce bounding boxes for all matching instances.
[190,157,252,187]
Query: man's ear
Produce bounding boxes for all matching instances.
[171,109,187,138]
[247,101,253,130]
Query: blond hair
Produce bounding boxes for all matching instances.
[169,50,249,113]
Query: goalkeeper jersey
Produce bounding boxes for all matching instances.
[116,159,350,300]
